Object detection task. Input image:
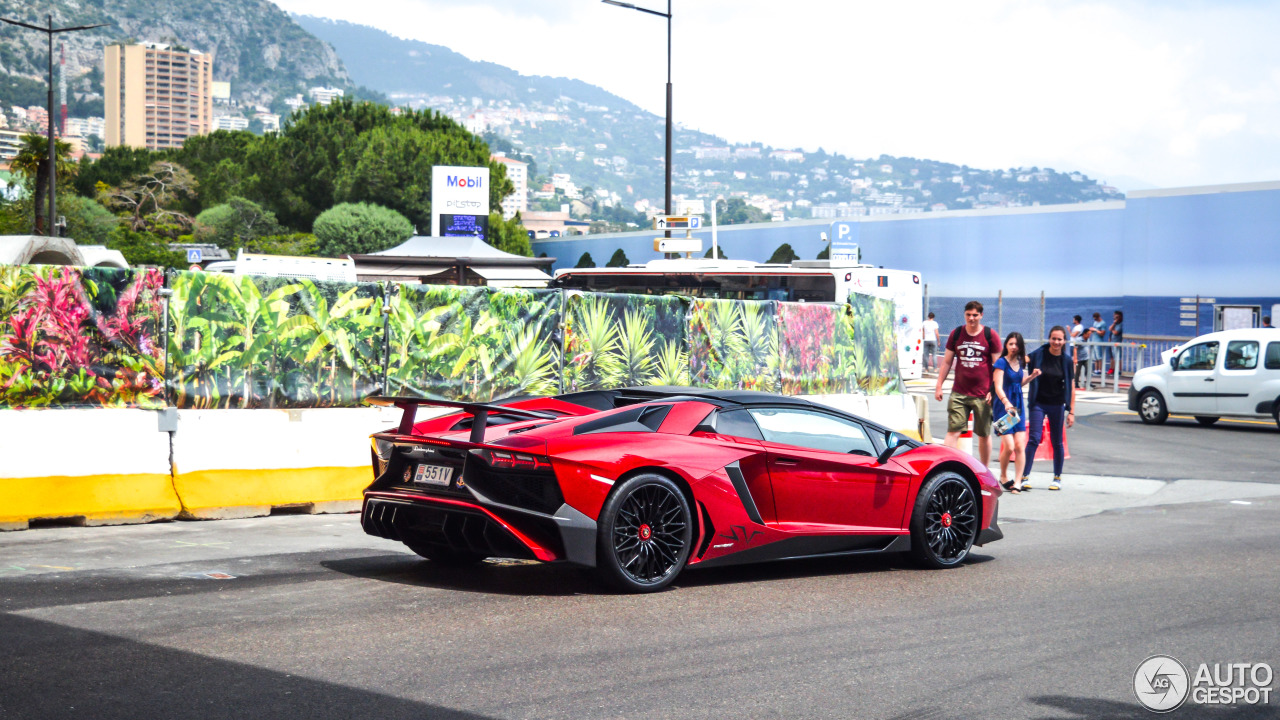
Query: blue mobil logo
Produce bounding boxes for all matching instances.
[446,175,484,189]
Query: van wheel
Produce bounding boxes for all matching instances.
[1194,416,1219,427]
[1138,390,1168,425]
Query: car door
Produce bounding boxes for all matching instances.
[746,407,911,532]
[1215,339,1261,415]
[1167,341,1220,415]
[692,408,777,523]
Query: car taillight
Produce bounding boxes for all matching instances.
[481,449,551,470]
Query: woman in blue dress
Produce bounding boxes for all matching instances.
[992,332,1040,492]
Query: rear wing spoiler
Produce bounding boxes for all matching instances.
[365,396,558,443]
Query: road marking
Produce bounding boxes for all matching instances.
[1231,500,1252,505]
[1109,412,1275,426]
[175,541,232,547]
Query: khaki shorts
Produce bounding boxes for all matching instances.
[947,393,992,437]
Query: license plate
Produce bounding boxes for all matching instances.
[412,464,453,486]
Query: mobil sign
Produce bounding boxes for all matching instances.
[431,166,491,237]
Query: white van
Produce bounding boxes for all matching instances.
[1129,328,1280,429]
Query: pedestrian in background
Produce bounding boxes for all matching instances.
[1023,326,1075,491]
[1107,310,1124,376]
[1088,312,1106,381]
[934,301,1002,467]
[1070,315,1087,388]
[1264,316,1274,329]
[992,331,1039,492]
[921,312,940,374]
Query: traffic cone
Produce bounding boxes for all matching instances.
[1034,417,1070,460]
[958,412,973,456]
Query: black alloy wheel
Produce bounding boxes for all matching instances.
[596,473,693,593]
[1138,389,1169,425]
[909,472,978,569]
[1194,416,1220,427]
[404,540,487,566]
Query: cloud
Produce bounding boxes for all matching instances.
[273,0,1280,188]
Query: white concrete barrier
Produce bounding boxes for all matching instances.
[0,409,178,530]
[170,407,404,519]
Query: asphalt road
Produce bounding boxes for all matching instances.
[2,495,1278,719]
[921,391,1280,483]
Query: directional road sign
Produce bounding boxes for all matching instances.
[654,215,702,230]
[654,238,703,253]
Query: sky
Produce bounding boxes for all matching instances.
[269,0,1280,190]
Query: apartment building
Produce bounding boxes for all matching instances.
[490,154,528,219]
[105,43,213,150]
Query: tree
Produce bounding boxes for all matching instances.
[194,196,283,250]
[606,248,630,267]
[816,243,830,260]
[244,99,513,231]
[74,145,156,198]
[166,130,256,212]
[100,162,199,235]
[106,226,186,269]
[312,202,414,257]
[486,212,533,257]
[10,134,76,234]
[575,252,595,268]
[714,197,769,225]
[766,243,799,264]
[61,195,121,246]
[250,233,318,256]
[704,244,729,259]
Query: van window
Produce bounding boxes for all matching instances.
[1176,342,1218,371]
[1224,341,1259,370]
[1266,342,1280,370]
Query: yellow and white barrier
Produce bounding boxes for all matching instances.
[0,409,179,531]
[2,394,926,530]
[170,407,403,519]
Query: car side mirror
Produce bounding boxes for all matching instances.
[1169,356,1177,368]
[877,432,910,464]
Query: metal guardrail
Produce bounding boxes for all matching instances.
[924,340,1158,394]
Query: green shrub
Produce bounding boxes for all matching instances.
[312,202,414,257]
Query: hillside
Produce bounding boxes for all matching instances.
[291,16,1122,217]
[0,0,355,114]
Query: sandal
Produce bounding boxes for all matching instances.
[1008,486,1021,494]
[1001,480,1016,492]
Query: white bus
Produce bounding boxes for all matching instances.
[552,258,924,379]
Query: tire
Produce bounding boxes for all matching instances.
[1194,416,1220,427]
[595,473,693,593]
[404,540,487,566]
[1138,390,1168,425]
[1274,407,1279,432]
[909,471,978,569]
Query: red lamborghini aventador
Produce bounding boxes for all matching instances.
[361,387,1002,592]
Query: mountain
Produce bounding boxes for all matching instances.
[0,0,356,114]
[292,16,639,113]
[289,16,1122,216]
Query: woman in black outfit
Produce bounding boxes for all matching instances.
[1022,326,1076,491]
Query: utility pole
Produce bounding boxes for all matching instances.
[0,14,106,236]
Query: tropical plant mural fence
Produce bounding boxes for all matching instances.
[0,265,901,410]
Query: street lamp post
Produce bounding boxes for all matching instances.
[0,14,106,237]
[602,0,673,236]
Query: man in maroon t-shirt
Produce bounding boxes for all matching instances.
[933,301,1002,465]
